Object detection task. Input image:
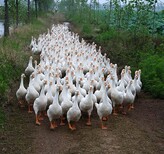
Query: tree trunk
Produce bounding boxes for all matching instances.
[27,0,30,22]
[4,0,9,37]
[35,0,38,18]
[16,0,18,27]
[38,0,42,12]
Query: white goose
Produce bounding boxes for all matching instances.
[67,90,81,130]
[110,76,124,115]
[134,71,141,95]
[137,70,142,88]
[95,84,112,129]
[33,80,47,125]
[16,73,27,107]
[46,81,53,107]
[123,80,135,112]
[94,77,106,103]
[25,56,35,76]
[80,86,94,126]
[47,86,62,130]
[60,84,73,125]
[25,74,39,113]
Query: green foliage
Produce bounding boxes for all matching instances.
[82,24,92,35]
[139,54,164,98]
[0,59,21,95]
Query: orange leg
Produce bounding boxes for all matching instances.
[28,104,33,113]
[128,104,131,110]
[86,115,91,126]
[68,122,76,130]
[72,123,76,129]
[101,119,107,130]
[52,121,58,128]
[38,113,44,121]
[113,107,118,116]
[35,115,41,125]
[50,121,55,130]
[131,104,134,109]
[102,116,108,121]
[60,116,66,126]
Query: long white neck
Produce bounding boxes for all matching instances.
[20,76,24,88]
[40,84,45,96]
[73,94,79,108]
[88,88,92,100]
[53,90,59,105]
[29,58,33,67]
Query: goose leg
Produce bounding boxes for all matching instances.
[128,104,132,111]
[28,103,33,113]
[113,107,118,116]
[50,120,57,130]
[121,105,127,115]
[101,119,107,130]
[68,122,76,130]
[60,116,66,126]
[72,122,76,130]
[38,112,44,120]
[131,104,134,109]
[102,116,108,121]
[50,121,55,130]
[35,114,41,125]
[86,114,91,126]
[52,121,58,128]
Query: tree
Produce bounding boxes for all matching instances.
[34,0,38,18]
[27,0,30,22]
[16,0,18,27]
[4,0,9,36]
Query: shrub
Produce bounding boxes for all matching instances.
[82,24,92,35]
[139,54,164,98]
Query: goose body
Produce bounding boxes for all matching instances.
[67,91,81,130]
[110,77,124,115]
[80,86,94,125]
[123,80,135,111]
[95,85,112,129]
[25,56,35,76]
[47,86,62,130]
[33,80,48,125]
[25,74,39,113]
[16,73,27,107]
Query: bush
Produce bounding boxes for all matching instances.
[139,54,164,98]
[82,24,92,35]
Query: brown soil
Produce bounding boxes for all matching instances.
[0,13,164,154]
[0,90,164,154]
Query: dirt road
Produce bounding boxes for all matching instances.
[0,91,163,154]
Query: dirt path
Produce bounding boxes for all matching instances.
[31,92,164,154]
[1,92,163,154]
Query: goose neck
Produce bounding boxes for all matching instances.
[53,90,59,104]
[20,76,24,87]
